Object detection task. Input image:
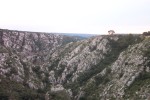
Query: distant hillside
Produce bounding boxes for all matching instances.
[59,33,98,38]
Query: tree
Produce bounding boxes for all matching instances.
[143,31,150,36]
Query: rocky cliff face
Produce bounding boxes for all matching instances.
[0,29,82,99]
[0,29,150,100]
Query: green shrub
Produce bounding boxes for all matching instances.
[143,31,150,36]
[0,75,45,100]
[49,90,71,100]
[124,72,150,99]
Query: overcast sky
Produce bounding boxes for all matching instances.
[0,0,149,34]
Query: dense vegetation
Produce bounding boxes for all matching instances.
[0,76,45,100]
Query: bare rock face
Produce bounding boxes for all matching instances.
[0,29,150,100]
[97,43,146,99]
[51,36,113,83]
[0,31,52,92]
[0,29,82,99]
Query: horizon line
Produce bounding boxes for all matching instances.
[0,28,143,35]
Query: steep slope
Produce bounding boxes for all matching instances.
[0,29,81,99]
[48,34,146,100]
[0,29,150,100]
